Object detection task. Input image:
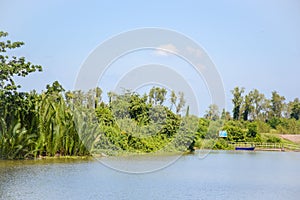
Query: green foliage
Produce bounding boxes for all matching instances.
[276,118,300,134]
[264,134,282,143]
[242,94,253,121]
[290,98,300,120]
[268,117,281,129]
[213,138,231,150]
[270,91,285,118]
[256,120,271,133]
[206,119,223,139]
[129,93,149,124]
[2,31,300,159]
[169,90,186,114]
[204,104,220,121]
[95,103,115,126]
[249,89,267,121]
[246,122,258,138]
[0,31,42,92]
[92,90,190,154]
[0,121,36,159]
[196,118,209,139]
[172,115,198,151]
[223,121,246,142]
[231,87,244,120]
[267,117,300,134]
[149,87,167,105]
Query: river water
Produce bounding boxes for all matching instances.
[0,151,299,200]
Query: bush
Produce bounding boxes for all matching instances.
[268,117,281,129]
[256,120,271,133]
[247,122,258,138]
[266,135,281,143]
[213,138,231,150]
[196,118,209,139]
[223,122,246,142]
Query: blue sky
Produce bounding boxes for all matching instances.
[1,0,300,114]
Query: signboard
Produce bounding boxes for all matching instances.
[219,130,227,137]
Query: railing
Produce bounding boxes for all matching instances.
[282,143,300,151]
[228,142,300,151]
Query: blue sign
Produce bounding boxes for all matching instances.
[219,130,227,137]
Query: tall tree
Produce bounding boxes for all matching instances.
[0,31,42,93]
[149,87,167,105]
[170,90,177,110]
[248,89,266,120]
[221,109,231,121]
[169,90,186,114]
[94,87,102,108]
[0,31,43,159]
[231,87,244,120]
[290,98,300,120]
[176,92,186,114]
[270,91,285,118]
[205,104,220,121]
[242,94,253,121]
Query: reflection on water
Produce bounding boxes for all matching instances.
[0,151,300,200]
[98,153,183,173]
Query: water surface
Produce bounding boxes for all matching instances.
[0,151,299,200]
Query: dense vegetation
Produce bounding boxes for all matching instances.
[1,31,300,159]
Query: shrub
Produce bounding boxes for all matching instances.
[223,123,246,142]
[256,120,271,133]
[247,122,258,138]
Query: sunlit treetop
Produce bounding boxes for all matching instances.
[0,31,42,93]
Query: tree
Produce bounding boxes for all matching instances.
[149,87,167,105]
[0,31,43,127]
[128,93,149,124]
[223,121,246,142]
[221,109,231,121]
[0,31,42,93]
[248,89,266,120]
[169,90,186,114]
[170,90,177,110]
[246,122,258,138]
[185,105,190,117]
[261,98,272,121]
[0,31,43,159]
[290,98,300,120]
[94,87,102,108]
[176,92,186,114]
[204,104,220,121]
[95,102,115,126]
[231,87,244,120]
[242,94,253,121]
[270,91,285,118]
[196,118,209,139]
[45,81,64,94]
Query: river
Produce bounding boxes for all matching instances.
[0,151,299,200]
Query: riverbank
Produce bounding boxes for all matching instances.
[1,147,300,162]
[36,146,300,160]
[1,138,300,161]
[280,134,300,143]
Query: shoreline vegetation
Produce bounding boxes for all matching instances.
[2,146,299,163]
[1,31,300,160]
